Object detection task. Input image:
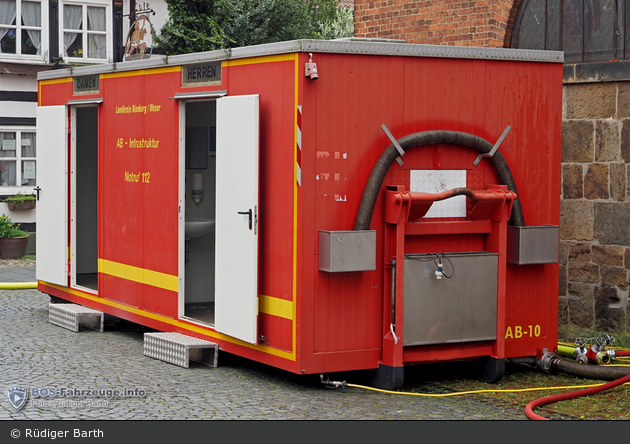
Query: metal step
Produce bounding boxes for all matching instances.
[143,332,218,368]
[49,303,104,333]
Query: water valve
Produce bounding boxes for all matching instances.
[574,335,617,364]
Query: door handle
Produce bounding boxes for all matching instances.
[238,209,252,230]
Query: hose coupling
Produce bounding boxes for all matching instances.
[320,374,346,389]
[596,350,615,365]
[538,352,560,374]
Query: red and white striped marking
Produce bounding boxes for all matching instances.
[296,105,302,187]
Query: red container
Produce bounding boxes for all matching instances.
[36,40,563,388]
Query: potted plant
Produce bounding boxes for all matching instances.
[0,214,29,259]
[5,192,36,210]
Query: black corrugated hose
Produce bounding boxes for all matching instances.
[552,356,630,380]
[353,130,525,230]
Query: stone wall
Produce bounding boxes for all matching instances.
[560,81,630,331]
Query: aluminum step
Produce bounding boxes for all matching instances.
[49,303,104,333]
[143,332,218,368]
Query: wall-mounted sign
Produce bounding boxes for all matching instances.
[182,62,222,86]
[74,75,100,95]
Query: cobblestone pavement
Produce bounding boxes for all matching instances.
[0,265,531,421]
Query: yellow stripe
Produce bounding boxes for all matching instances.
[259,295,293,320]
[39,56,289,85]
[101,66,181,79]
[39,78,73,86]
[39,78,72,105]
[226,54,297,67]
[40,281,296,361]
[292,53,299,359]
[98,258,179,292]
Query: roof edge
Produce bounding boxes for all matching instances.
[38,39,564,81]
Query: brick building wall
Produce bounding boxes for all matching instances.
[353,0,630,332]
[354,0,518,47]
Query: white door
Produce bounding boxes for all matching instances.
[36,106,68,286]
[214,95,259,344]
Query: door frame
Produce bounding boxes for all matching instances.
[177,94,261,345]
[69,105,99,294]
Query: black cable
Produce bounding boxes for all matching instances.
[438,253,454,278]
[407,253,455,279]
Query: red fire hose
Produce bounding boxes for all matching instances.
[525,373,630,420]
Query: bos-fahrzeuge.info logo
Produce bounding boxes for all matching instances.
[6,386,28,411]
[6,386,146,411]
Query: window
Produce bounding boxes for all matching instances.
[0,0,47,59]
[512,0,630,63]
[61,1,110,61]
[0,130,36,188]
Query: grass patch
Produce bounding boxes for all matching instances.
[400,359,630,420]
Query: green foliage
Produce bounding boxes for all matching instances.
[319,6,355,40]
[219,0,340,48]
[158,0,229,55]
[5,192,36,204]
[158,0,347,54]
[0,214,29,238]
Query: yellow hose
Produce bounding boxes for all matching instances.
[0,282,37,289]
[557,343,630,366]
[346,343,630,397]
[334,341,630,406]
[557,344,576,357]
[345,381,630,397]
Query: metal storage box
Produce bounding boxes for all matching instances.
[319,230,376,272]
[403,252,498,346]
[507,225,559,265]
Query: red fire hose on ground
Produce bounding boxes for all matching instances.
[525,373,630,420]
[526,351,630,420]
